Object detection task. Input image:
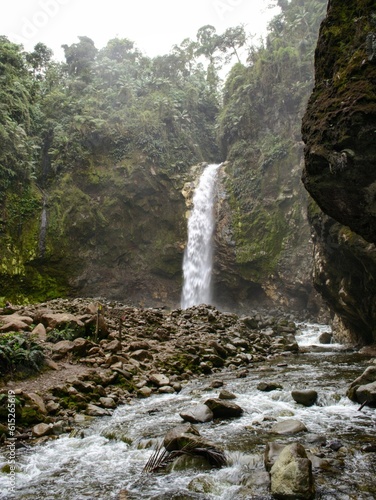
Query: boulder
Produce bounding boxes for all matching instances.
[204,398,243,419]
[347,366,376,402]
[130,350,154,362]
[24,393,47,414]
[257,382,283,392]
[149,373,170,387]
[318,331,332,344]
[40,313,84,332]
[31,323,47,340]
[271,419,308,435]
[32,423,53,438]
[85,404,111,416]
[270,443,315,499]
[0,316,32,332]
[163,423,200,451]
[355,381,376,406]
[51,340,75,358]
[104,339,122,353]
[99,397,117,409]
[291,390,318,407]
[218,389,236,400]
[180,404,214,423]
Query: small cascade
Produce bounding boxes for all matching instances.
[181,163,221,309]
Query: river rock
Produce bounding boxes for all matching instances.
[355,381,376,406]
[264,442,286,471]
[347,366,376,402]
[257,382,283,392]
[99,397,117,408]
[137,386,152,398]
[32,423,53,438]
[204,398,243,419]
[180,404,214,423]
[218,389,236,400]
[149,373,170,386]
[318,331,332,344]
[85,404,111,416]
[291,390,318,407]
[271,419,308,435]
[163,423,201,451]
[270,442,315,499]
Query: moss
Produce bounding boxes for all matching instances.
[20,405,45,426]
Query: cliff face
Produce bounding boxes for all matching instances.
[302,0,376,343]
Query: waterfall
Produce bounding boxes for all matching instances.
[181,163,221,309]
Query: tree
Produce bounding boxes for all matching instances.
[62,36,98,81]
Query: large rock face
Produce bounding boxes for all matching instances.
[302,0,376,344]
[302,0,376,243]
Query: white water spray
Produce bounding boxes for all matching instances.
[181,163,221,308]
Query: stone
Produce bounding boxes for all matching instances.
[204,398,243,419]
[318,331,332,344]
[46,401,60,414]
[72,337,91,355]
[0,318,31,332]
[291,390,318,407]
[271,419,308,435]
[51,340,75,356]
[40,313,84,331]
[85,404,111,416]
[25,393,47,414]
[270,443,315,499]
[128,341,150,351]
[163,424,212,452]
[137,386,152,398]
[130,350,154,362]
[355,381,376,406]
[149,373,170,386]
[180,404,214,423]
[347,366,376,402]
[31,323,47,341]
[218,389,236,400]
[257,382,283,392]
[158,385,175,394]
[32,423,53,438]
[44,358,59,370]
[104,339,122,353]
[99,397,117,409]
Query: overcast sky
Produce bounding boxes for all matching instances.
[2,0,279,60]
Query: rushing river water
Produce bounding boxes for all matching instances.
[1,324,376,499]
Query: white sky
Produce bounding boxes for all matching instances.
[2,0,279,60]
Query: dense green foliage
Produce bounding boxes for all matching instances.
[215,0,327,278]
[0,332,45,376]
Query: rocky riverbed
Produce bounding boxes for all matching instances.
[1,299,376,499]
[0,298,303,444]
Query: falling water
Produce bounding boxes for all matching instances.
[181,163,221,309]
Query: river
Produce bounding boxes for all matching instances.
[1,323,375,499]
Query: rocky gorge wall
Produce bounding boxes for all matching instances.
[302,0,376,344]
[1,157,320,317]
